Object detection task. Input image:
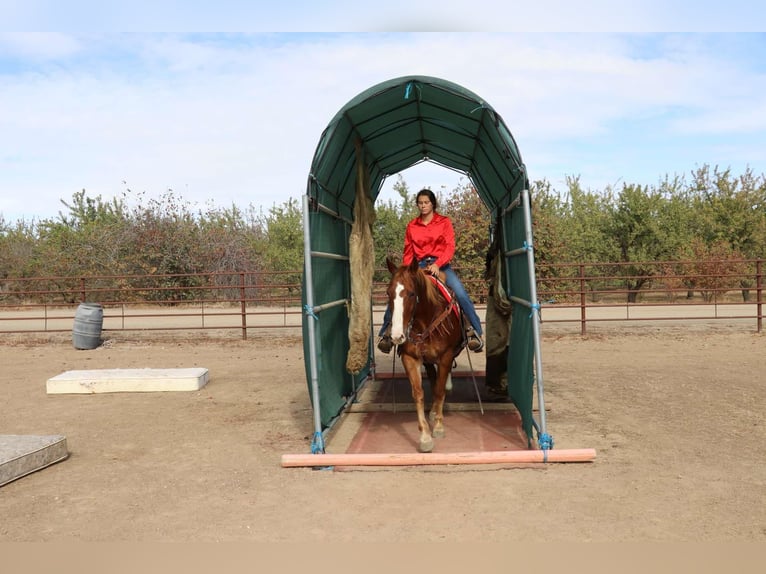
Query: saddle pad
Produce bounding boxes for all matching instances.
[428,275,461,319]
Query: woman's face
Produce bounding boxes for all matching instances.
[416,195,434,217]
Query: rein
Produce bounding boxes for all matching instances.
[405,280,456,353]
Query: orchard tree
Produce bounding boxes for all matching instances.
[0,218,37,284]
[441,179,491,299]
[605,182,680,302]
[373,175,410,277]
[560,176,618,263]
[263,197,303,272]
[688,165,766,299]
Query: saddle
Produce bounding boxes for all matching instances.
[426,274,461,319]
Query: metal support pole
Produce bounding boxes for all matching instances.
[757,259,763,334]
[302,194,325,454]
[520,189,551,450]
[579,263,587,336]
[239,272,247,340]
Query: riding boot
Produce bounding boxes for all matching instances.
[466,327,484,352]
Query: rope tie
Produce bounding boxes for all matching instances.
[303,304,318,320]
[404,81,422,101]
[529,302,540,318]
[311,431,325,454]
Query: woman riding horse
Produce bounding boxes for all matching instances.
[378,188,484,353]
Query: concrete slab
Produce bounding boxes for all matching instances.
[0,434,69,487]
[46,367,209,394]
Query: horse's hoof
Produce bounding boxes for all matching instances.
[432,428,445,439]
[418,438,434,453]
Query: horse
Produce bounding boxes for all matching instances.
[384,257,465,453]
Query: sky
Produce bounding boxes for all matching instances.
[1,2,765,224]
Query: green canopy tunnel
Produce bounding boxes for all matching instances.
[301,75,551,456]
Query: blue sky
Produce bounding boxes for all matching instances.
[1,4,765,223]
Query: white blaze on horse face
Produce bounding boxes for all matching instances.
[390,281,406,344]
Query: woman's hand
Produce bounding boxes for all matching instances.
[426,263,440,276]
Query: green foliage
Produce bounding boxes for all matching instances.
[263,198,303,272]
[1,163,764,307]
[372,197,409,277]
[530,178,568,264]
[372,175,412,270]
[688,165,766,258]
[440,180,491,298]
[0,217,37,279]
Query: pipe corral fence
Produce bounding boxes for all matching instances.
[0,259,763,338]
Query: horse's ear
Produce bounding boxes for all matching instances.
[386,256,398,274]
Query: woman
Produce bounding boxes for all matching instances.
[378,188,484,353]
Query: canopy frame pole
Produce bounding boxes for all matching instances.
[302,193,325,454]
[520,188,552,450]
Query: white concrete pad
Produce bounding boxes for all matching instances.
[0,434,69,487]
[46,368,209,394]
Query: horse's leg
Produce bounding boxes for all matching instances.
[423,363,438,423]
[401,354,433,453]
[430,354,453,439]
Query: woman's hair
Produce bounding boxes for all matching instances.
[416,188,438,210]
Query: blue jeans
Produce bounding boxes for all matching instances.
[379,257,483,337]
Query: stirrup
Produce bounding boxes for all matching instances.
[467,331,484,352]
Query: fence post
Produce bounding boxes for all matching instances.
[579,263,587,336]
[757,259,763,334]
[80,277,86,303]
[240,272,247,340]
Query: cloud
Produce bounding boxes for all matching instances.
[0,32,83,61]
[1,33,764,223]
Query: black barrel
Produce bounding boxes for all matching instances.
[72,303,103,350]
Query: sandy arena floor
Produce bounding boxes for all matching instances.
[1,323,764,542]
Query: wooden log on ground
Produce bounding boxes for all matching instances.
[281,448,596,468]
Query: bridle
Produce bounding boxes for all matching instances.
[399,276,457,354]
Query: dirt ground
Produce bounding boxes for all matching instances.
[1,322,765,542]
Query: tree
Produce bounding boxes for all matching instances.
[441,179,491,300]
[530,178,569,265]
[687,165,766,300]
[605,183,680,302]
[373,175,411,278]
[263,198,303,271]
[0,218,37,299]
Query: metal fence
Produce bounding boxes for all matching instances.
[0,259,762,338]
[536,258,763,335]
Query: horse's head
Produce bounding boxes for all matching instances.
[385,257,422,345]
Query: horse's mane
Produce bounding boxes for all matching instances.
[409,267,445,310]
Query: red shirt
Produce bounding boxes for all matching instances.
[402,212,455,268]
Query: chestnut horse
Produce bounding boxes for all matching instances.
[385,257,465,452]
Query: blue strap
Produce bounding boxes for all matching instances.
[529,302,540,318]
[311,431,325,454]
[303,304,318,320]
[538,432,554,452]
[404,81,421,101]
